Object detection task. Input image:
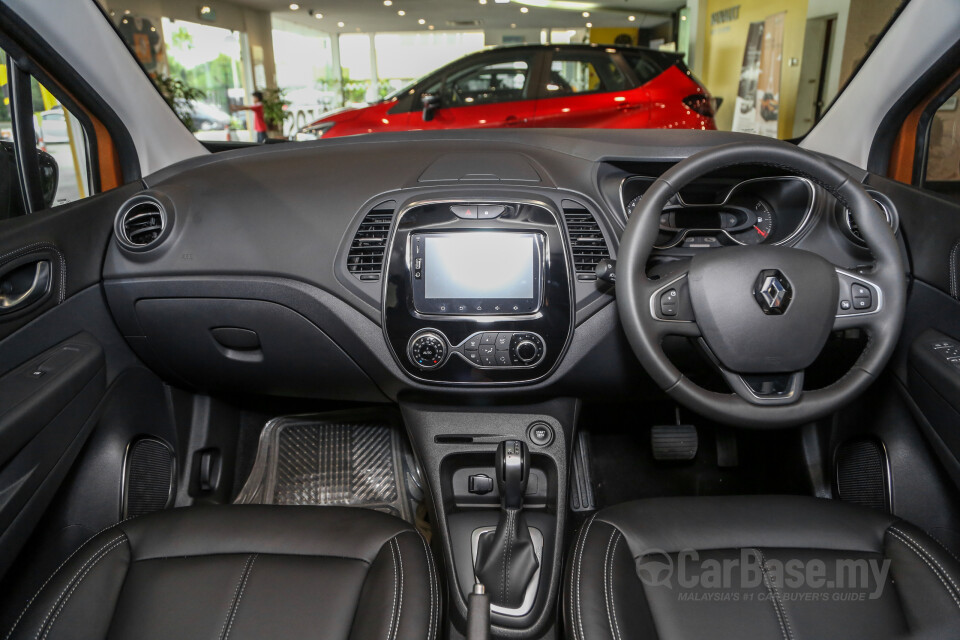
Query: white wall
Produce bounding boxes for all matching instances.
[805,0,850,105]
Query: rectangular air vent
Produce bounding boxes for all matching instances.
[562,200,610,280]
[347,205,395,280]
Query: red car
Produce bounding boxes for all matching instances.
[298,44,719,139]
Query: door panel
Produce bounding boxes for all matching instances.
[0,183,139,579]
[869,173,960,490]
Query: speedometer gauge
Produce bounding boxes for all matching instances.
[728,198,774,245]
[626,195,678,248]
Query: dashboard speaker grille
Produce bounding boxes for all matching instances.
[562,200,610,277]
[835,437,889,512]
[122,437,176,519]
[347,205,395,280]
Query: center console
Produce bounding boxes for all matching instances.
[383,199,573,385]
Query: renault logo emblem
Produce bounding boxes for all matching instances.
[754,270,792,315]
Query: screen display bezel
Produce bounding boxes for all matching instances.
[410,230,545,316]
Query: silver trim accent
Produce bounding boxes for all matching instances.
[406,329,449,370]
[834,268,884,318]
[471,526,543,618]
[450,331,547,370]
[620,175,817,249]
[648,273,695,324]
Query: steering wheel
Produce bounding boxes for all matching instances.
[617,141,907,428]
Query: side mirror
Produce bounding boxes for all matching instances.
[421,93,441,122]
[0,141,60,219]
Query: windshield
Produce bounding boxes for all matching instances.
[108,0,905,143]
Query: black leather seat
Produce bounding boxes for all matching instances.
[564,496,960,639]
[5,505,439,640]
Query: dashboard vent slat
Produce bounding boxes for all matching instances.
[115,195,169,251]
[347,206,395,279]
[562,201,610,278]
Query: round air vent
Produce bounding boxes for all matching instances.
[115,194,172,251]
[839,190,898,247]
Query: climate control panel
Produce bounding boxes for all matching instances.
[407,329,546,371]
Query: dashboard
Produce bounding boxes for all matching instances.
[98,129,903,401]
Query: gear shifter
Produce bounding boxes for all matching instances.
[474,440,539,609]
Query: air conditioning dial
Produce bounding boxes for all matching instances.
[408,331,447,370]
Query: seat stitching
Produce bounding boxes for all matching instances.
[387,539,399,640]
[602,529,620,640]
[888,526,960,596]
[609,532,624,640]
[576,514,598,640]
[757,549,794,640]
[5,527,126,640]
[222,554,258,640]
[888,528,960,611]
[29,534,126,640]
[416,532,435,640]
[394,538,405,640]
[217,554,256,640]
[39,536,127,640]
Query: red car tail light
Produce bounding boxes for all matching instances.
[682,94,720,118]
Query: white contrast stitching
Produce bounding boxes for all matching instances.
[609,533,623,640]
[0,243,66,304]
[575,514,598,640]
[889,526,960,596]
[394,538,404,640]
[221,554,257,640]
[416,533,436,640]
[4,522,128,640]
[387,538,399,640]
[603,530,621,640]
[889,528,960,611]
[39,537,126,640]
[758,549,794,640]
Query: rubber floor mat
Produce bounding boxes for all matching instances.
[235,410,421,523]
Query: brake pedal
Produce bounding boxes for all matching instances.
[651,408,698,461]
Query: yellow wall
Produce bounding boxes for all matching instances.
[588,28,638,46]
[702,0,808,137]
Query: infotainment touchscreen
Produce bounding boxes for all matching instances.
[410,231,544,315]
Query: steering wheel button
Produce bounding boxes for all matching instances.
[840,300,851,310]
[852,284,871,298]
[659,289,679,317]
[854,298,871,309]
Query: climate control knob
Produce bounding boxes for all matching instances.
[408,332,447,370]
[514,340,539,363]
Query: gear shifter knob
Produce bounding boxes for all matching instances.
[495,440,529,510]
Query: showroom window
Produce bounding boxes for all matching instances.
[442,57,534,106]
[546,53,628,97]
[0,47,97,219]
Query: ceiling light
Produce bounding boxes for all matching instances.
[510,22,517,28]
[199,6,211,14]
[289,3,299,10]
[479,0,487,4]
[398,9,405,15]
[582,11,590,17]
[418,18,426,24]
[384,0,392,4]
[520,6,529,12]
[628,15,636,21]
[495,0,511,4]
[315,12,323,19]
[585,22,592,27]
[681,15,687,21]
[337,21,345,27]
[428,24,435,29]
